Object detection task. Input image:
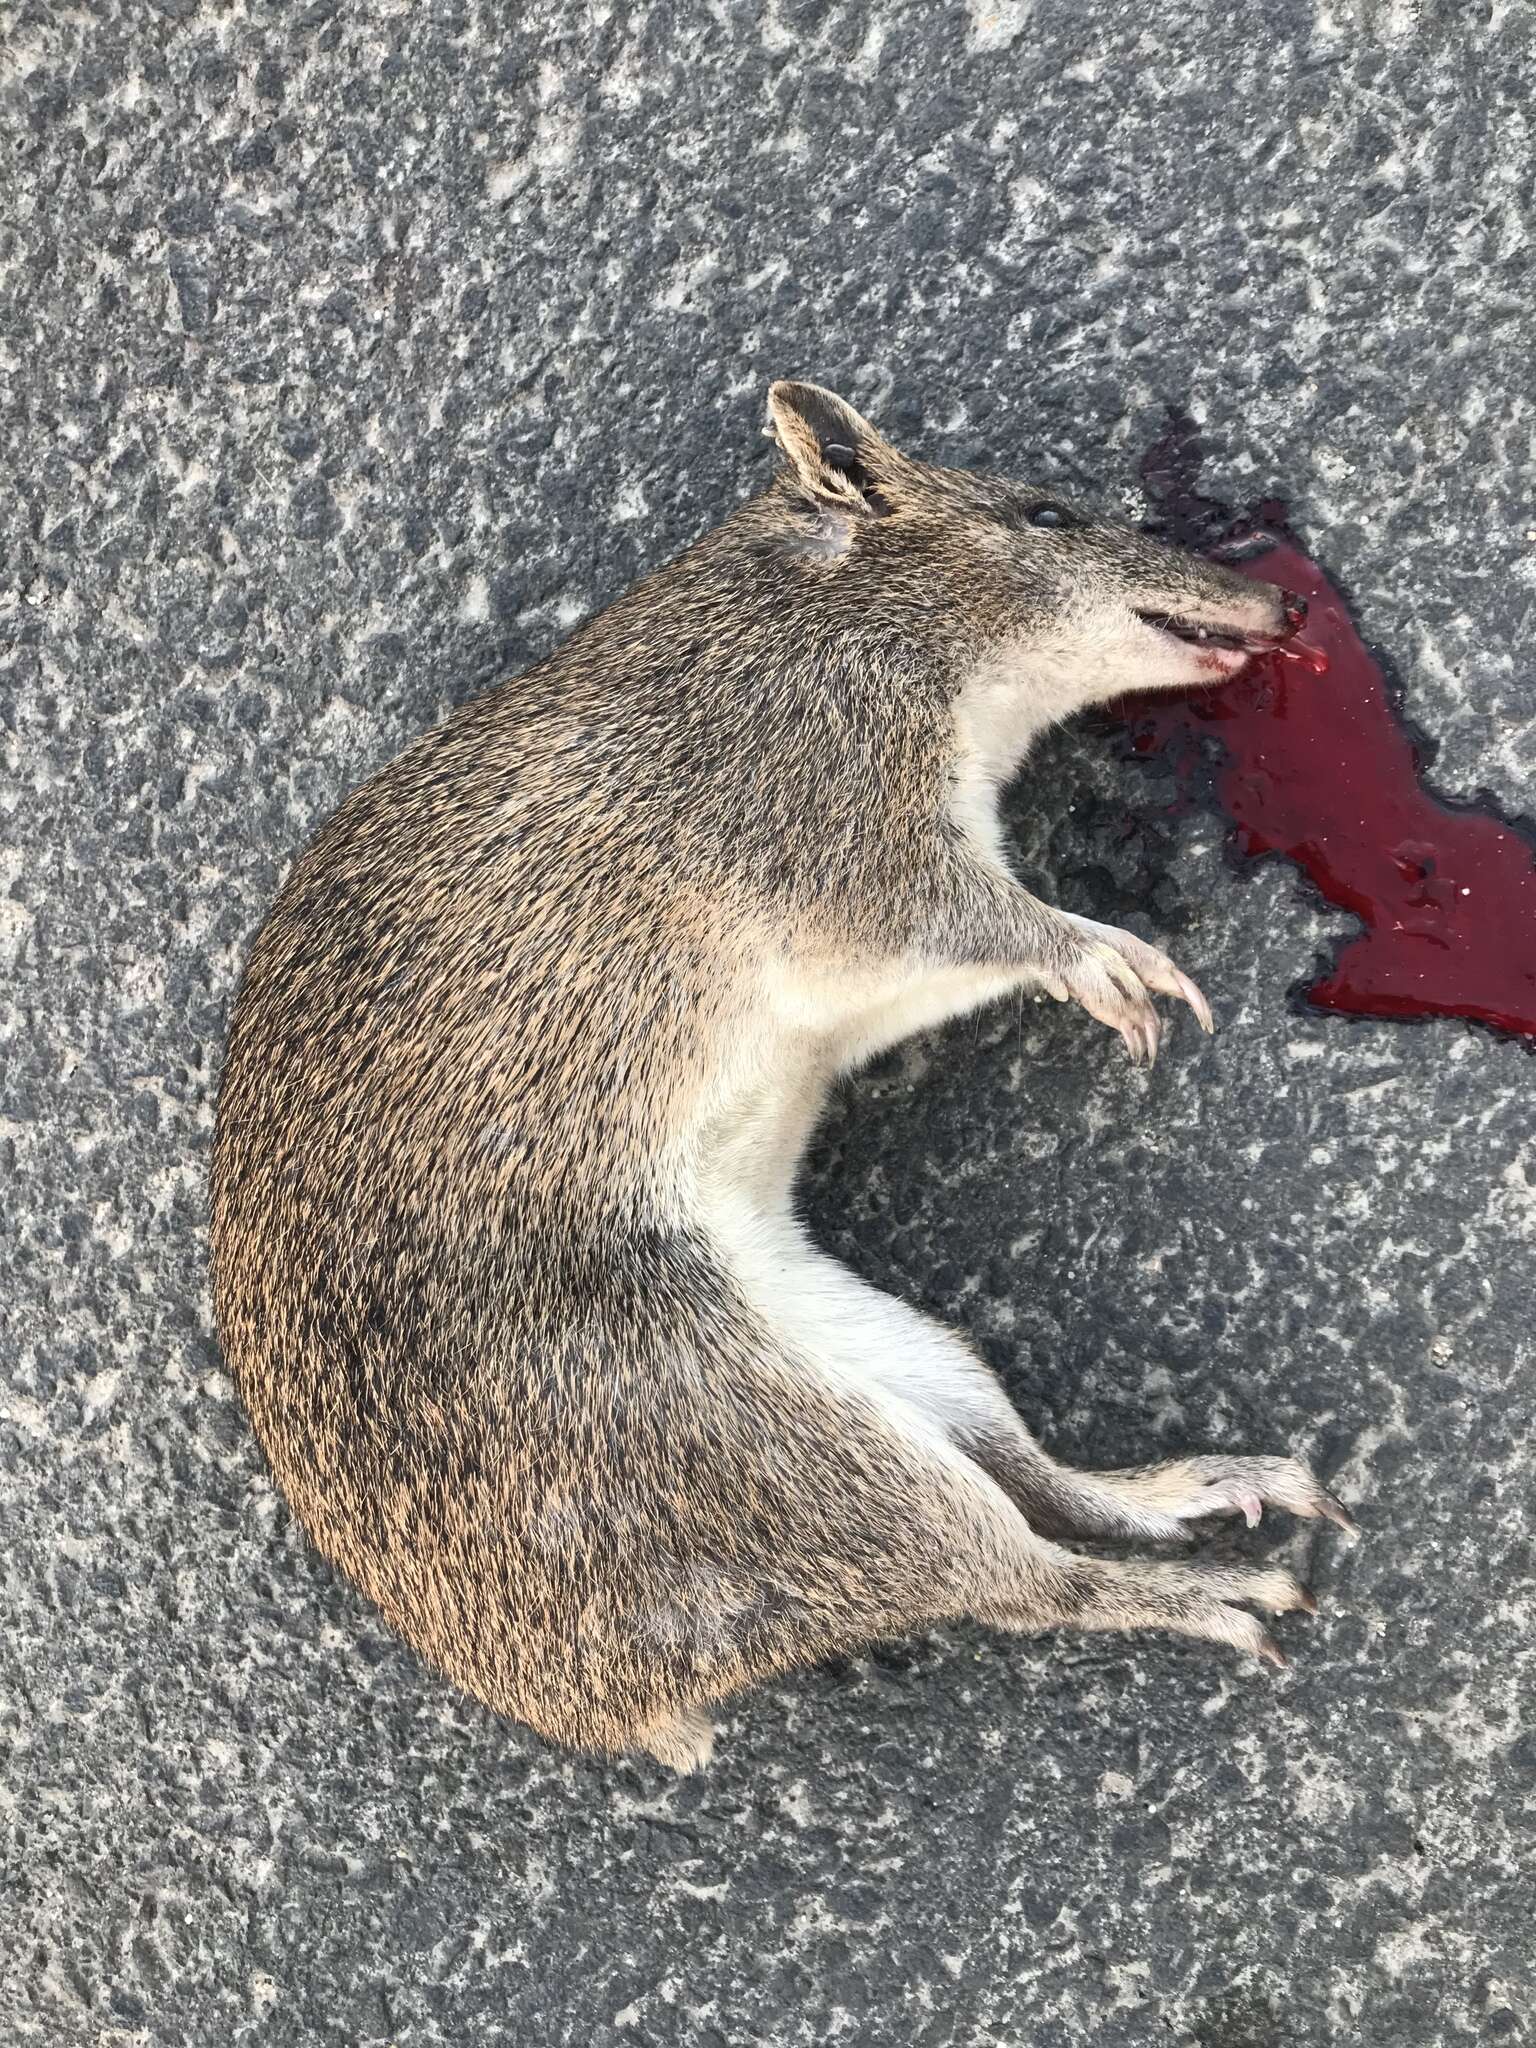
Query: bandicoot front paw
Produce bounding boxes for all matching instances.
[1042,913,1214,1064]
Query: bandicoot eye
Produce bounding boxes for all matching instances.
[1029,501,1078,529]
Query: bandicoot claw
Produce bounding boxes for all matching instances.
[1122,1019,1155,1066]
[1174,968,1215,1033]
[1314,1493,1358,1536]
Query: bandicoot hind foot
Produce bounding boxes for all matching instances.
[1001,1555,1322,1673]
[1188,1563,1318,1672]
[960,1401,1357,1554]
[1101,1453,1358,1542]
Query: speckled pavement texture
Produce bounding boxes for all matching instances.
[5,1,1535,2042]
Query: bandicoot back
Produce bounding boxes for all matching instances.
[210,381,1351,1769]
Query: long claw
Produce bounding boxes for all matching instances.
[1296,1586,1320,1616]
[1175,969,1215,1033]
[1256,1633,1288,1670]
[1315,1493,1358,1536]
[1235,1491,1262,1528]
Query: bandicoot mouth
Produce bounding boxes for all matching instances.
[1134,609,1282,654]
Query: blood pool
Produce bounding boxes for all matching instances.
[1120,418,1536,1044]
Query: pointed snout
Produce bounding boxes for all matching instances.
[1129,559,1296,652]
[1244,578,1309,639]
[1197,565,1293,641]
[1232,578,1310,647]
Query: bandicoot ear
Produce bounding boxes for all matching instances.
[765,380,904,515]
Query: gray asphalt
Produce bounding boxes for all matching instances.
[4,2,1533,2043]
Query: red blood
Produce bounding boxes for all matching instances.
[1119,419,1536,1044]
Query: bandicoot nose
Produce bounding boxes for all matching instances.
[1283,593,1309,632]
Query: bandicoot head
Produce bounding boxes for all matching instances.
[760,379,1303,710]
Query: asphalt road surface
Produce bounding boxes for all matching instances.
[5,3,1533,2042]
